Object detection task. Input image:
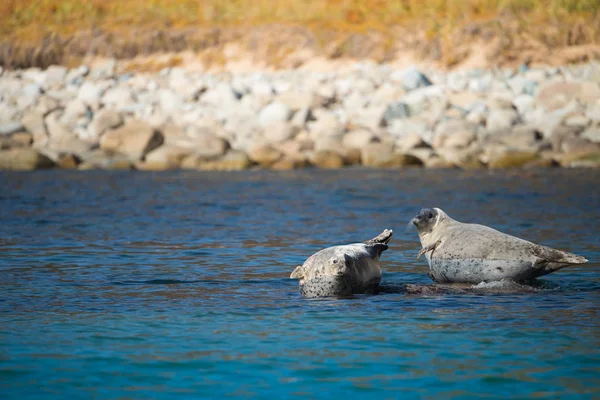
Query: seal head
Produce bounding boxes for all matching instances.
[290,229,393,298]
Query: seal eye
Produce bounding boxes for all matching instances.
[426,212,433,219]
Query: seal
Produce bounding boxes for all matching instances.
[411,208,588,283]
[290,229,393,298]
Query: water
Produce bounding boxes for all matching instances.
[1,169,599,399]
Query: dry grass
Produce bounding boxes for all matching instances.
[0,0,598,69]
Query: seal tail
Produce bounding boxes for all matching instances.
[532,245,588,266]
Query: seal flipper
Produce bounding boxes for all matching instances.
[417,240,441,259]
[290,265,304,279]
[368,243,389,257]
[363,229,393,246]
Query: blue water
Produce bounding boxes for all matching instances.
[1,169,599,399]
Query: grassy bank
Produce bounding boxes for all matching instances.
[1,0,599,69]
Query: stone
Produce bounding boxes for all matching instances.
[437,145,483,169]
[277,91,315,111]
[100,120,164,160]
[45,111,75,142]
[195,150,253,171]
[78,81,108,107]
[581,127,600,143]
[496,125,544,151]
[56,153,81,169]
[396,132,428,152]
[159,89,184,115]
[396,67,432,91]
[342,130,376,149]
[561,137,600,154]
[0,148,55,170]
[432,120,477,149]
[309,150,345,169]
[10,132,33,147]
[291,107,312,128]
[258,102,292,127]
[21,111,48,146]
[361,142,422,167]
[182,128,230,158]
[0,122,25,135]
[351,106,386,131]
[487,151,539,168]
[536,81,600,110]
[45,66,68,87]
[564,114,590,128]
[383,102,410,124]
[88,109,123,139]
[560,152,600,168]
[247,144,282,166]
[143,145,192,169]
[308,112,343,139]
[102,87,136,111]
[263,121,298,143]
[486,109,518,132]
[271,158,308,170]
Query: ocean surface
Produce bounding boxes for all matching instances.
[1,168,599,399]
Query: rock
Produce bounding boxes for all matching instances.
[425,156,456,169]
[361,142,422,167]
[383,102,410,124]
[194,150,253,171]
[159,89,183,115]
[143,145,192,169]
[258,102,292,127]
[342,130,376,149]
[536,81,600,110]
[487,150,539,168]
[45,111,75,142]
[495,125,544,151]
[56,153,81,169]
[291,107,312,128]
[564,114,590,128]
[0,122,25,135]
[271,158,308,170]
[396,132,428,152]
[102,87,136,111]
[437,145,483,169]
[21,111,48,146]
[45,66,68,87]
[432,120,477,149]
[486,109,518,132]
[561,137,600,154]
[309,150,345,169]
[10,132,33,147]
[88,109,123,139]
[78,81,108,107]
[247,144,282,166]
[308,111,343,139]
[182,128,230,158]
[263,121,298,143]
[100,120,164,160]
[351,106,386,131]
[396,67,432,91]
[559,151,600,168]
[0,148,55,170]
[277,91,315,111]
[581,127,600,143]
[523,158,558,169]
[66,65,89,85]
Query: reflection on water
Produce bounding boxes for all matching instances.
[0,169,599,398]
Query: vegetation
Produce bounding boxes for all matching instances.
[0,1,598,68]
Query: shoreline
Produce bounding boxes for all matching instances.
[1,59,599,171]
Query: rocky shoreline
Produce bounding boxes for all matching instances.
[1,60,599,171]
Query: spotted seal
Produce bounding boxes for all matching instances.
[412,208,587,283]
[290,229,393,298]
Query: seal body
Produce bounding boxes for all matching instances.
[290,229,392,298]
[412,208,587,284]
